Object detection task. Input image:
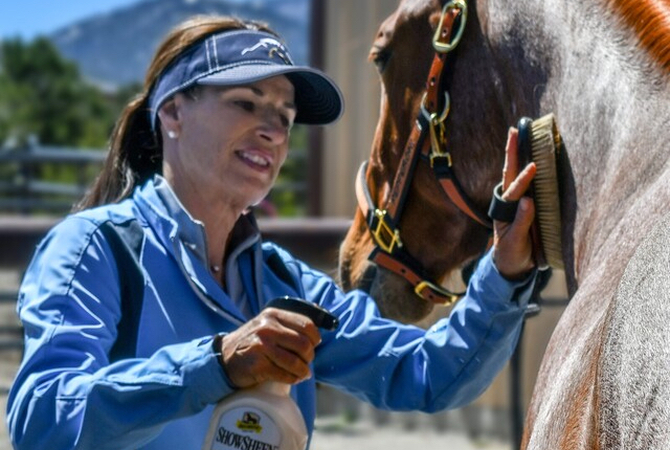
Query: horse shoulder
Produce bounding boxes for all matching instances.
[596,211,670,448]
[522,283,605,449]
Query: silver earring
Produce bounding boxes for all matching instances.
[167,130,178,139]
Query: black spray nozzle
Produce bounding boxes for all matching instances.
[266,296,339,331]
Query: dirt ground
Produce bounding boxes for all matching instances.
[311,428,508,450]
[310,411,511,450]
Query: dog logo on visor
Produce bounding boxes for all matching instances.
[242,38,292,64]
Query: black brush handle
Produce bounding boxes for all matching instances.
[266,296,339,331]
[516,116,535,196]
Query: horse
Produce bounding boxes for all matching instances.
[337,0,670,448]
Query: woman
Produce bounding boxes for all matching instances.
[7,15,539,450]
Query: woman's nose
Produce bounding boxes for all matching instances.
[257,111,289,143]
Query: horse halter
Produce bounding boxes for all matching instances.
[355,0,493,305]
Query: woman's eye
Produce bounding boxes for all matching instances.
[279,114,292,129]
[235,100,255,112]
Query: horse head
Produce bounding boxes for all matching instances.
[338,0,523,323]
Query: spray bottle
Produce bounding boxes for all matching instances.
[202,296,339,450]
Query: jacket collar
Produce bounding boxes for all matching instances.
[133,176,262,320]
[135,175,261,267]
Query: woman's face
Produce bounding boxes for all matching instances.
[162,75,296,212]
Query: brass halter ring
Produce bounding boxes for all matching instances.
[420,91,450,125]
[421,92,451,159]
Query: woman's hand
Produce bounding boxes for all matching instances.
[216,308,321,388]
[492,128,537,280]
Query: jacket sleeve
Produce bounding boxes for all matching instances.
[6,217,234,450]
[297,249,536,412]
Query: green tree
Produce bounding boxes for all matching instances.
[0,37,123,148]
[0,37,137,214]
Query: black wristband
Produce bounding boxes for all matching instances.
[212,333,226,369]
[488,182,519,223]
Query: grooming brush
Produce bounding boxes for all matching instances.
[516,114,563,270]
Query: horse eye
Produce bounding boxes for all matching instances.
[370,47,391,73]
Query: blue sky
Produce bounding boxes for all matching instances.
[0,0,141,40]
[1,0,301,41]
[0,0,265,40]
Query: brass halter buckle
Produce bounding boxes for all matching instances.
[432,0,468,53]
[371,209,403,254]
[415,280,460,306]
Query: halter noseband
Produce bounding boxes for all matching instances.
[355,0,492,306]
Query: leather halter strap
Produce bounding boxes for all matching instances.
[356,161,465,304]
[355,0,492,305]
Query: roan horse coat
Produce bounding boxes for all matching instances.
[338,0,670,448]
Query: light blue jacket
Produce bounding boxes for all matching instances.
[7,176,536,449]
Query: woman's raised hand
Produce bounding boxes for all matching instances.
[491,128,537,280]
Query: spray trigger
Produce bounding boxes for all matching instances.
[266,296,339,331]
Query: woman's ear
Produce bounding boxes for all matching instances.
[157,97,181,139]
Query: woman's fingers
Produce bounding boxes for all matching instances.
[502,162,537,202]
[502,128,519,190]
[218,309,321,388]
[492,126,537,280]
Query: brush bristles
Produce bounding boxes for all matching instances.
[529,114,563,270]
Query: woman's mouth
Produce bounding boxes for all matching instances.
[237,150,271,169]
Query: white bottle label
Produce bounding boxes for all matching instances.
[209,406,281,450]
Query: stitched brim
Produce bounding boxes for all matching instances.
[197,65,344,125]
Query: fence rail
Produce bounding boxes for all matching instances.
[0,143,309,215]
[0,144,105,214]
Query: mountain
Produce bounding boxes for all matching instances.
[49,0,310,90]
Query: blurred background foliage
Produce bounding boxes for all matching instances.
[0,37,306,217]
[0,37,132,148]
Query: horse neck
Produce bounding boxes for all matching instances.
[488,0,670,286]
